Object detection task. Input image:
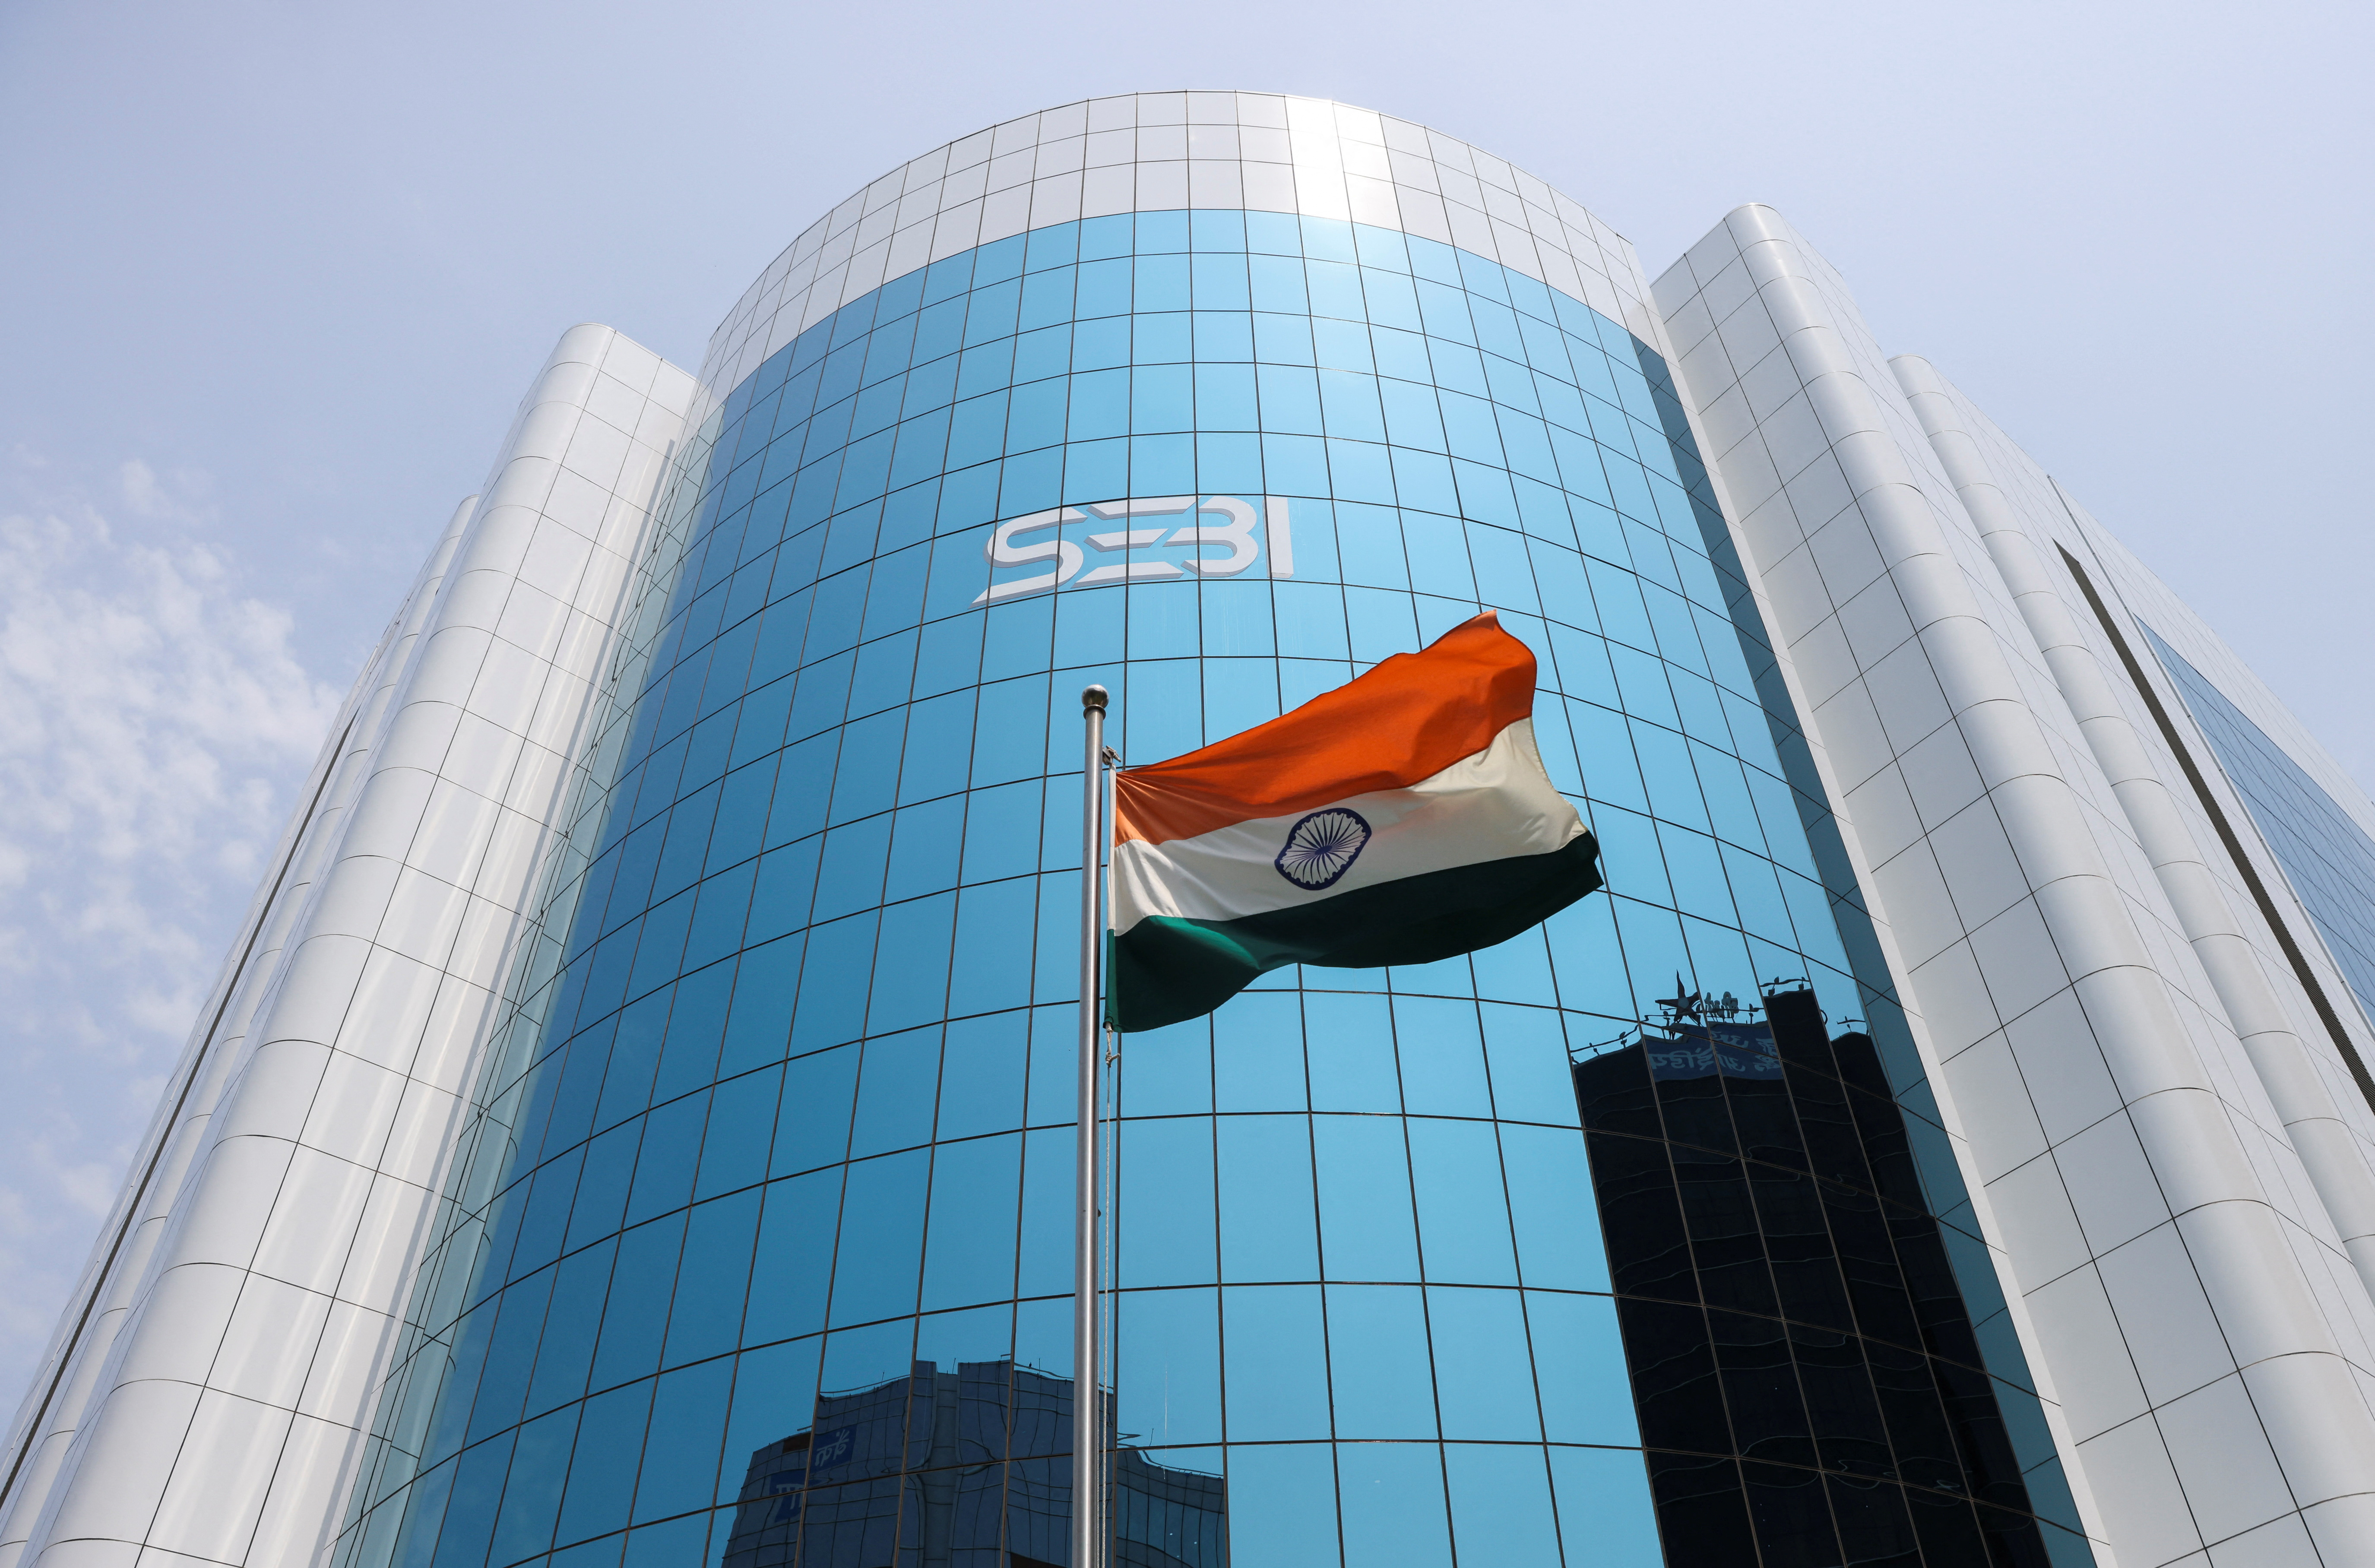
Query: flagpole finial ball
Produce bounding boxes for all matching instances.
[1082,685,1109,715]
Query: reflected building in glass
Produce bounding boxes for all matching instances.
[718,1360,1222,1568]
[12,91,2375,1568]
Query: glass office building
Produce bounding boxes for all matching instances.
[329,196,2080,1568]
[13,93,2375,1568]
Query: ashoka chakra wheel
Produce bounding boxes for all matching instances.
[1274,807,1373,890]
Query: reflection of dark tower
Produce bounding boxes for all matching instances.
[722,1360,1225,1568]
[1573,988,2060,1565]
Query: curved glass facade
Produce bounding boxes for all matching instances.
[2142,623,2375,1030]
[340,207,2079,1568]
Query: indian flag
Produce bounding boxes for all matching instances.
[1107,612,1602,1031]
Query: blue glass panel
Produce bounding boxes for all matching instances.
[1443,1443,1560,1565]
[465,1268,555,1445]
[1302,994,1400,1113]
[935,1012,1028,1138]
[663,1189,759,1366]
[1211,991,1306,1111]
[589,1213,687,1390]
[1116,1287,1224,1447]
[630,1357,733,1524]
[525,1242,615,1418]
[1406,1120,1517,1284]
[1391,996,1491,1117]
[1335,1443,1452,1568]
[1118,1117,1216,1289]
[1226,1445,1339,1568]
[1547,1446,1660,1565]
[1526,1290,1637,1445]
[1324,1285,1435,1438]
[1499,1122,1608,1292]
[828,1150,929,1324]
[744,1168,839,1347]
[2146,624,2375,1028]
[1425,1286,1539,1439]
[431,1432,513,1568]
[1119,1015,1213,1117]
[621,1512,709,1565]
[1016,1126,1075,1298]
[621,1091,705,1228]
[1311,1114,1420,1283]
[1216,1116,1318,1282]
[920,1132,1022,1310]
[849,1021,943,1154]
[1219,1285,1329,1441]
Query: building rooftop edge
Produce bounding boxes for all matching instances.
[690,91,1657,405]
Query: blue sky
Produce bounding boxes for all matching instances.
[1,0,2366,1415]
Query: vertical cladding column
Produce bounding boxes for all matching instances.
[338,95,2093,1568]
[1654,203,2375,1563]
[0,326,693,1568]
[0,494,474,1568]
[1891,354,2375,1305]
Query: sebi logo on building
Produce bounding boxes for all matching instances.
[973,494,1293,604]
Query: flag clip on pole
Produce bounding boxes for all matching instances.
[1074,684,1108,1568]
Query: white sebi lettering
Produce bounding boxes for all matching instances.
[972,494,1293,605]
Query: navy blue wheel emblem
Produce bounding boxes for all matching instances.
[1275,807,1373,890]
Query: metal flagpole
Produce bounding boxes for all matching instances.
[1073,683,1109,1568]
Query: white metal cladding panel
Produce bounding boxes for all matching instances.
[0,327,695,1568]
[323,348,726,1565]
[1653,205,2375,1565]
[1647,206,2119,1560]
[695,92,1662,419]
[1890,359,2375,1312]
[0,497,471,1568]
[2040,454,2375,1134]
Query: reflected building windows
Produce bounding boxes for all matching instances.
[1576,988,2062,1566]
[720,1361,1223,1568]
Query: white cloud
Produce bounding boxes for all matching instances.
[0,459,341,1416]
